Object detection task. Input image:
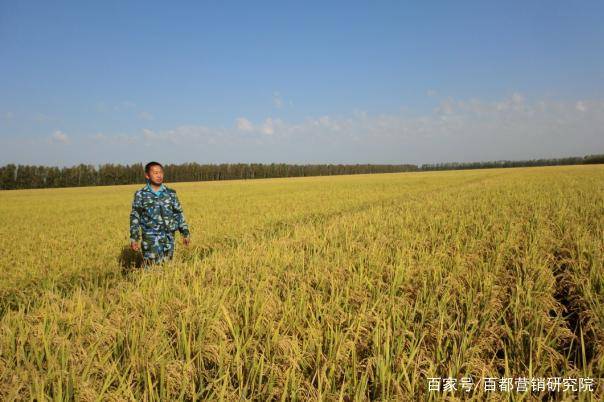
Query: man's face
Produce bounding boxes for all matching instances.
[145,165,164,185]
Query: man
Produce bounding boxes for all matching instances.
[129,161,190,266]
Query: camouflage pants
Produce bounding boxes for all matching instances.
[141,231,175,265]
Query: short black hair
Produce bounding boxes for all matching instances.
[145,161,163,174]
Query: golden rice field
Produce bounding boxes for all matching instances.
[0,165,602,401]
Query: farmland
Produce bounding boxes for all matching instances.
[0,165,602,400]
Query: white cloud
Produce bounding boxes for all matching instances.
[261,117,277,135]
[307,115,341,131]
[91,133,107,141]
[50,130,69,144]
[2,111,13,120]
[436,98,455,115]
[273,91,284,108]
[91,133,137,144]
[272,91,294,109]
[236,117,254,131]
[138,111,154,121]
[6,94,602,165]
[89,95,604,162]
[511,92,524,105]
[142,128,160,141]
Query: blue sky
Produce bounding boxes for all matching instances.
[1,1,603,166]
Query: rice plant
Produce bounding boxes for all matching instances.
[0,165,602,400]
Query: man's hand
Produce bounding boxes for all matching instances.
[183,236,190,247]
[130,240,140,251]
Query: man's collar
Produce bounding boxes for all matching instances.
[145,182,166,194]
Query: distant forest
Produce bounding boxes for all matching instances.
[1,154,603,190]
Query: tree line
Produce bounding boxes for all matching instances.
[0,163,418,190]
[420,154,604,171]
[0,154,602,190]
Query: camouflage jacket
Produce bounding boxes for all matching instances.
[129,183,190,241]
